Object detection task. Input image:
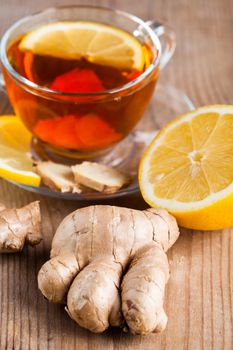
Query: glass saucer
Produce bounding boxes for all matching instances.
[0,84,195,200]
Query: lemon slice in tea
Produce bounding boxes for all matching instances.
[0,116,40,186]
[19,21,145,70]
[139,105,233,230]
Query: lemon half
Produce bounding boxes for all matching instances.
[139,105,233,230]
[0,116,40,187]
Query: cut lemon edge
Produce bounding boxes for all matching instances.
[139,105,233,230]
[0,115,32,150]
[19,21,145,70]
[0,161,41,187]
[0,116,41,187]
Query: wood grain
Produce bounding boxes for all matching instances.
[0,0,232,349]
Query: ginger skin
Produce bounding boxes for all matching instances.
[38,205,179,335]
[0,201,41,253]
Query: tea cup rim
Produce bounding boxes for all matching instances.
[0,5,161,98]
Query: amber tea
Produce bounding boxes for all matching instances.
[4,21,158,156]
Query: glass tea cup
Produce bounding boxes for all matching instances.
[0,5,176,162]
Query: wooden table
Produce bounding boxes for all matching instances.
[0,1,232,349]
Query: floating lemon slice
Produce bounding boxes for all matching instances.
[0,116,40,186]
[19,21,145,70]
[139,105,233,230]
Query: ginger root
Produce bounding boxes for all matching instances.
[0,201,41,253]
[36,160,129,194]
[38,205,179,335]
[72,161,130,193]
[35,161,81,193]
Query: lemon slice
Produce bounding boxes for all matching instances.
[0,116,40,186]
[139,105,233,230]
[19,21,144,70]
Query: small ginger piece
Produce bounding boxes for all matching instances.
[38,205,179,335]
[71,161,129,193]
[0,201,41,253]
[36,161,81,193]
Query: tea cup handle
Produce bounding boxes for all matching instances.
[146,20,176,70]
